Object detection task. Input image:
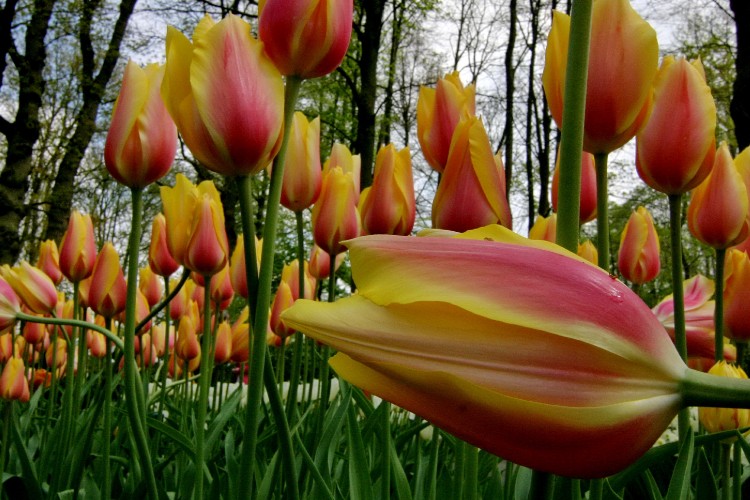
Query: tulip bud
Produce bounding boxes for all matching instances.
[280,260,316,301]
[543,0,658,154]
[0,357,30,403]
[88,243,128,319]
[59,211,97,283]
[618,206,661,284]
[432,117,512,232]
[87,331,108,359]
[105,61,177,188]
[699,361,750,438]
[270,281,296,338]
[308,244,344,280]
[724,249,750,342]
[577,240,598,265]
[528,213,557,243]
[46,337,67,370]
[229,236,253,300]
[149,214,179,278]
[169,277,189,322]
[636,57,716,194]
[162,15,284,176]
[552,151,597,224]
[324,143,361,196]
[280,113,322,212]
[23,319,46,345]
[214,321,232,364]
[210,265,234,308]
[688,143,749,249]
[176,316,200,361]
[139,266,164,308]
[37,240,63,285]
[0,277,21,334]
[259,0,353,79]
[230,318,250,364]
[1,262,58,314]
[0,334,12,363]
[360,145,415,236]
[417,72,476,173]
[312,166,361,256]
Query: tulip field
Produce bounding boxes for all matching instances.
[2,0,750,498]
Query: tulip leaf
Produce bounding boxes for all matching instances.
[694,447,717,500]
[733,430,750,464]
[665,428,694,500]
[642,470,664,500]
[312,382,350,494]
[10,409,44,500]
[600,479,624,500]
[257,451,281,500]
[205,389,241,454]
[347,396,374,500]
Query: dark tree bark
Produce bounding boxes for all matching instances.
[43,0,139,243]
[0,0,56,264]
[503,0,517,200]
[730,0,750,149]
[377,0,406,148]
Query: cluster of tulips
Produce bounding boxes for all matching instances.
[2,0,750,496]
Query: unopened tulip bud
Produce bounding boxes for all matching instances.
[210,265,234,307]
[618,207,661,284]
[724,249,750,342]
[577,240,598,265]
[37,240,63,285]
[88,243,128,319]
[360,145,415,236]
[529,213,557,242]
[139,266,163,308]
[699,361,750,438]
[1,262,58,314]
[0,277,21,334]
[552,151,597,224]
[149,214,179,277]
[214,321,232,364]
[0,357,30,402]
[176,316,200,361]
[270,281,296,338]
[59,211,97,283]
[280,113,322,212]
[308,244,344,280]
[312,166,361,255]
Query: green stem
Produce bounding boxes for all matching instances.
[0,402,10,484]
[668,194,690,439]
[721,443,731,500]
[464,443,478,500]
[103,319,113,500]
[715,248,726,362]
[16,313,124,351]
[382,401,391,500]
[238,175,260,317]
[238,75,302,499]
[554,0,593,253]
[529,470,553,500]
[733,440,741,500]
[136,268,190,335]
[73,282,87,412]
[594,152,609,270]
[122,188,158,499]
[194,277,214,500]
[682,367,750,406]
[286,210,306,423]
[157,276,172,428]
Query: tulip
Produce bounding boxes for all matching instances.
[37,240,63,285]
[699,361,750,437]
[577,240,598,266]
[724,249,750,342]
[230,308,250,364]
[359,144,415,236]
[88,330,108,359]
[308,243,344,280]
[636,57,716,194]
[105,61,177,188]
[119,289,152,334]
[312,166,361,255]
[148,214,179,278]
[139,266,163,308]
[59,211,97,283]
[1,262,58,314]
[214,320,232,364]
[528,213,557,243]
[417,71,476,173]
[0,357,30,403]
[552,151,597,224]
[23,320,46,345]
[0,277,21,334]
[324,143,361,196]
[618,206,661,284]
[0,334,12,363]
[280,259,316,301]
[653,275,730,362]
[210,265,234,309]
[270,281,296,338]
[280,113,322,212]
[282,225,688,477]
[162,15,284,176]
[259,0,353,79]
[432,117,512,232]
[46,337,67,370]
[543,0,658,154]
[150,323,167,358]
[688,143,749,249]
[176,315,200,361]
[88,243,128,319]
[229,236,249,300]
[169,277,189,321]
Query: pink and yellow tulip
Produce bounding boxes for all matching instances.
[59,211,97,283]
[0,357,30,403]
[258,0,353,79]
[417,71,476,173]
[528,213,557,243]
[270,281,296,339]
[308,244,344,280]
[432,117,512,232]
[0,277,20,334]
[359,144,415,236]
[139,266,163,308]
[105,61,177,188]
[148,214,179,278]
[618,206,661,284]
[162,15,284,176]
[543,0,657,154]
[36,240,63,286]
[88,243,128,319]
[687,143,749,249]
[279,113,322,212]
[636,57,716,194]
[699,361,750,437]
[724,249,750,342]
[1,262,58,315]
[283,225,688,477]
[552,151,597,224]
[312,166,361,256]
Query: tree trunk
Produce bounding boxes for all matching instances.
[731,0,750,150]
[503,0,517,200]
[0,0,56,264]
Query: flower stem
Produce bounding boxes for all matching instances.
[715,247,726,362]
[16,313,124,351]
[123,188,158,499]
[285,210,306,423]
[681,367,750,407]
[554,0,593,253]
[238,75,302,499]
[194,276,214,500]
[594,152,609,270]
[103,319,113,500]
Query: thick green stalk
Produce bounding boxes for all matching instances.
[554,0,593,253]
[238,175,260,317]
[238,75,302,499]
[463,443,478,500]
[594,153,609,270]
[681,367,750,406]
[285,210,306,422]
[715,248,726,362]
[156,276,172,427]
[733,441,741,500]
[668,194,690,439]
[194,278,214,500]
[123,188,158,499]
[103,321,113,500]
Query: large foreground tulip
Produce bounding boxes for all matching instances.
[283,225,690,477]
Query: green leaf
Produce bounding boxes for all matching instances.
[694,447,717,500]
[665,429,694,500]
[205,389,241,454]
[389,437,413,500]
[257,451,281,500]
[347,401,374,500]
[642,470,664,500]
[11,408,44,500]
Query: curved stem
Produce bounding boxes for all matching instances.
[123,188,158,499]
[239,75,302,499]
[16,313,124,351]
[715,248,726,362]
[554,0,593,253]
[594,152,609,270]
[136,268,190,335]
